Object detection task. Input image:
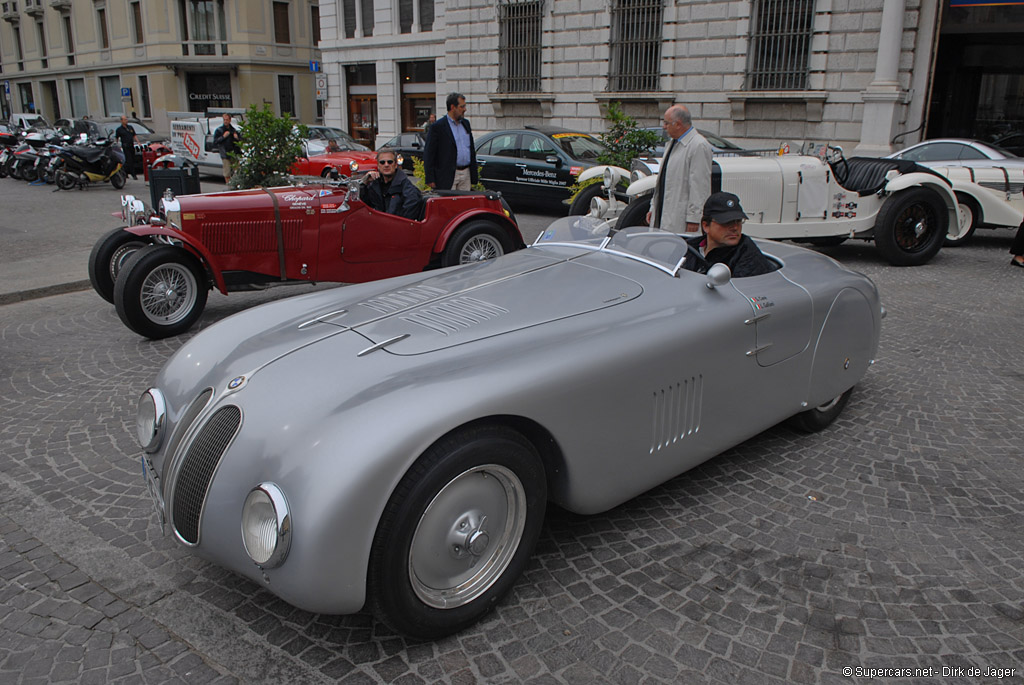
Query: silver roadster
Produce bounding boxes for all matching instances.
[135,216,883,638]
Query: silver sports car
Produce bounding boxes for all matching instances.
[135,216,884,638]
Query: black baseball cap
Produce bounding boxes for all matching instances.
[703,192,748,223]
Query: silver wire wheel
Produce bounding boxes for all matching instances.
[114,245,208,339]
[408,464,527,609]
[459,233,504,263]
[138,261,199,326]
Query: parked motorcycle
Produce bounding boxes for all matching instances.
[52,139,127,190]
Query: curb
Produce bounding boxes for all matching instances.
[0,280,93,306]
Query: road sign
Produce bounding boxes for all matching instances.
[316,77,327,90]
[121,87,131,97]
[310,60,320,72]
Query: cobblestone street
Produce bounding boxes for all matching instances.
[1,223,1023,683]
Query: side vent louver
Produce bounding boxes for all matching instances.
[401,298,509,335]
[650,376,703,454]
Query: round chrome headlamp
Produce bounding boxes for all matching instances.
[136,389,166,452]
[349,160,359,173]
[603,166,620,190]
[241,483,291,568]
[590,195,609,218]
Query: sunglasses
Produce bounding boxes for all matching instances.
[378,159,396,165]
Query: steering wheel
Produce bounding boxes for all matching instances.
[825,144,850,183]
[636,234,705,272]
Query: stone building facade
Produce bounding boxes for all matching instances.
[0,0,322,134]
[318,0,1022,155]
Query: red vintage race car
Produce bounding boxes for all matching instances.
[90,180,523,339]
[289,140,379,178]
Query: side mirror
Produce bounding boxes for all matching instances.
[546,155,562,166]
[412,141,422,149]
[705,263,732,289]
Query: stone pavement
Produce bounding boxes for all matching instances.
[0,173,229,305]
[1,179,1023,683]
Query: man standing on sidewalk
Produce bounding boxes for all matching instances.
[213,113,241,184]
[647,104,712,233]
[114,115,138,180]
[424,93,477,191]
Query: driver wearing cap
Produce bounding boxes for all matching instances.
[681,192,776,278]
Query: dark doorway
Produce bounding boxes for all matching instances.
[927,5,1024,145]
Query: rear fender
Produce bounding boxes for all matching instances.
[882,172,958,227]
[626,174,658,199]
[432,209,524,254]
[124,225,226,293]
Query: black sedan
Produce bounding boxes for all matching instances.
[381,131,426,171]
[475,126,606,206]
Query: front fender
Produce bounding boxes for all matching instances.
[125,225,226,294]
[883,172,958,229]
[576,164,629,185]
[626,174,658,199]
[947,178,1024,228]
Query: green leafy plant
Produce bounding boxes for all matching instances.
[411,156,428,190]
[596,102,663,169]
[230,103,308,189]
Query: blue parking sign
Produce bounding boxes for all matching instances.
[121,87,131,97]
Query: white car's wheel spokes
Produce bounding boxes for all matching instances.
[461,234,502,263]
[140,264,198,325]
[409,464,526,609]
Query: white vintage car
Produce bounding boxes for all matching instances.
[594,146,1024,265]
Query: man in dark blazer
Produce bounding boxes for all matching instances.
[424,92,477,190]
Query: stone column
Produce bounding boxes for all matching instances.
[853,0,907,157]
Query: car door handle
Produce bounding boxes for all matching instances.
[516,163,527,168]
[745,343,773,356]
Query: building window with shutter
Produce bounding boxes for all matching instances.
[274,2,291,44]
[608,0,663,92]
[498,1,542,93]
[746,0,816,90]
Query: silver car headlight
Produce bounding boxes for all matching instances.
[603,166,620,190]
[349,160,359,173]
[136,389,166,452]
[241,483,291,568]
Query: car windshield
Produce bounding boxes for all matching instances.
[551,133,607,160]
[533,217,691,276]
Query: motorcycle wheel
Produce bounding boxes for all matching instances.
[0,158,8,179]
[111,169,127,189]
[20,163,38,183]
[55,169,78,191]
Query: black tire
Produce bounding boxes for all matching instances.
[369,425,547,639]
[111,168,127,189]
[568,182,606,216]
[0,155,9,178]
[787,387,854,433]
[88,227,149,304]
[114,245,208,339]
[615,194,652,231]
[55,169,77,190]
[873,187,947,266]
[441,220,513,267]
[19,161,37,183]
[9,159,23,180]
[945,193,979,247]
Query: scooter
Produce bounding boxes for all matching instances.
[52,139,127,190]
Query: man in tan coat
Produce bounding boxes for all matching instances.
[647,105,712,233]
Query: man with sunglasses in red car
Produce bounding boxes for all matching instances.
[360,148,423,220]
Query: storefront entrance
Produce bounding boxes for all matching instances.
[927,4,1024,150]
[186,72,232,113]
[346,64,378,149]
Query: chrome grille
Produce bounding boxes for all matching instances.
[401,297,508,335]
[200,219,303,254]
[161,388,213,481]
[359,285,448,314]
[171,405,241,544]
[650,377,703,454]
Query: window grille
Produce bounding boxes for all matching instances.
[608,0,663,92]
[746,0,815,90]
[498,0,542,93]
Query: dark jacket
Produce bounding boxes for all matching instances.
[114,124,136,150]
[681,233,777,278]
[360,168,423,220]
[423,115,477,189]
[213,124,240,158]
